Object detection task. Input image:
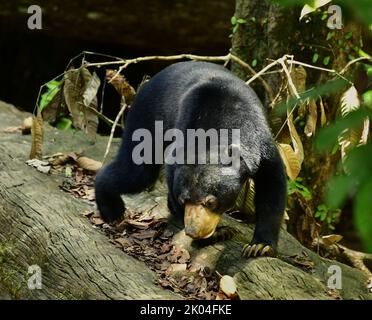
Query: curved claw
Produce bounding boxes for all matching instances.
[242,243,275,258]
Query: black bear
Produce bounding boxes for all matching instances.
[95,61,287,257]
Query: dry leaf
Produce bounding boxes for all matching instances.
[277,143,301,181]
[319,98,327,127]
[82,72,100,141]
[4,126,22,133]
[304,99,318,137]
[287,111,304,164]
[292,255,315,270]
[42,86,64,123]
[76,156,102,172]
[165,264,187,276]
[341,86,360,117]
[322,234,343,246]
[29,111,44,160]
[219,275,237,299]
[92,217,105,226]
[106,69,136,105]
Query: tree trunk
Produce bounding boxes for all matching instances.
[231,0,362,244]
[0,101,370,299]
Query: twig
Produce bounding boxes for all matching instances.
[279,56,300,99]
[85,52,275,104]
[230,54,274,102]
[246,58,282,86]
[287,59,352,85]
[86,106,118,128]
[102,101,127,164]
[340,56,372,75]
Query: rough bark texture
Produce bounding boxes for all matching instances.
[0,101,370,300]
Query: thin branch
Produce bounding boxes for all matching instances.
[230,54,274,103]
[340,56,372,75]
[246,58,282,86]
[279,56,300,99]
[287,59,352,85]
[102,101,127,164]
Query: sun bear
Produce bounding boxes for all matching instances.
[95,61,287,257]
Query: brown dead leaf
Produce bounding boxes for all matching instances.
[322,234,343,246]
[131,230,157,240]
[92,217,105,226]
[106,69,136,105]
[115,237,132,248]
[292,255,315,271]
[4,126,22,133]
[304,99,318,137]
[29,111,44,160]
[76,156,102,172]
[165,264,187,276]
[178,249,191,264]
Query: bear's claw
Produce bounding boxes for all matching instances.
[242,243,275,258]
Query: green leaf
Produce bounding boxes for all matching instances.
[237,18,247,24]
[251,59,257,67]
[312,53,319,63]
[323,56,331,65]
[55,117,73,131]
[231,16,237,25]
[355,179,372,252]
[232,24,239,34]
[345,31,353,39]
[39,80,61,111]
[326,32,334,41]
[362,90,372,107]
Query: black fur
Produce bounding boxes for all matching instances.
[95,61,287,249]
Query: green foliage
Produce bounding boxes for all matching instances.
[274,0,372,25]
[55,117,73,131]
[288,177,312,200]
[314,204,341,230]
[323,56,330,66]
[251,58,257,67]
[39,80,60,111]
[316,108,372,251]
[275,78,349,116]
[312,53,319,63]
[230,16,247,36]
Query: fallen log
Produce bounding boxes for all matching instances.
[0,101,370,299]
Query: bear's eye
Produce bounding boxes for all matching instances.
[203,195,218,209]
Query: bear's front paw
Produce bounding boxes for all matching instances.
[242,243,275,258]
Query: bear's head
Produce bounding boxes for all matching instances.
[171,145,249,240]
